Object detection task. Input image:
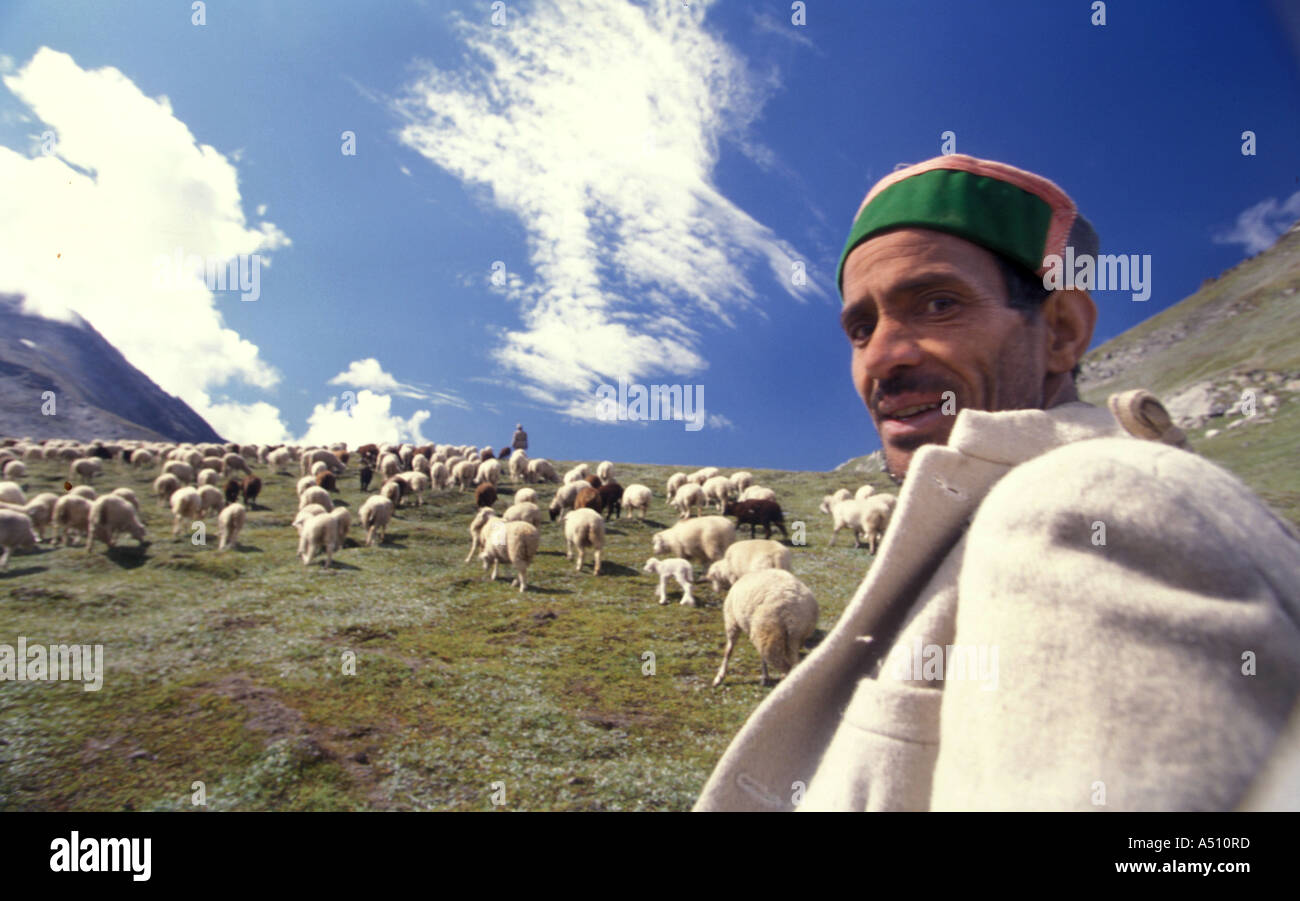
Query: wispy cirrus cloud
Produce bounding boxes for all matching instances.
[1213,190,1300,255]
[329,357,470,410]
[393,0,825,423]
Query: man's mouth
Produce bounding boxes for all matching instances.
[875,394,953,441]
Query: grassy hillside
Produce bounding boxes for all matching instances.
[1078,225,1300,529]
[0,458,893,811]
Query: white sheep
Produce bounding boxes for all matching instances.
[197,484,225,518]
[465,507,501,563]
[153,473,182,506]
[222,453,251,476]
[0,481,26,505]
[860,494,897,555]
[54,494,93,546]
[87,494,147,553]
[381,479,404,508]
[310,460,329,479]
[563,464,589,484]
[380,453,404,482]
[527,459,559,484]
[504,501,544,529]
[110,487,141,512]
[728,471,754,495]
[652,516,736,567]
[299,486,333,512]
[330,506,352,548]
[429,461,450,490]
[267,447,293,473]
[358,495,394,546]
[295,475,317,496]
[509,450,529,482]
[562,507,605,574]
[1,495,56,542]
[292,504,329,533]
[513,487,538,506]
[739,485,777,504]
[643,557,696,606]
[670,482,706,519]
[298,512,339,567]
[70,485,96,501]
[3,460,26,480]
[452,460,478,491]
[218,502,246,551]
[713,569,819,688]
[819,495,880,548]
[548,481,586,521]
[130,449,155,469]
[197,468,220,487]
[702,475,732,512]
[665,472,687,499]
[170,487,202,538]
[706,539,793,593]
[689,466,720,485]
[162,460,194,484]
[622,484,653,520]
[479,519,541,592]
[476,458,501,486]
[0,509,38,568]
[69,457,102,483]
[830,488,852,504]
[854,485,876,502]
[596,461,615,482]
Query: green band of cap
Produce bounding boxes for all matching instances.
[837,168,1054,296]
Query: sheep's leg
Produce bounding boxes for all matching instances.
[574,547,584,572]
[516,564,526,592]
[464,538,478,564]
[679,578,696,608]
[712,627,741,687]
[1,547,9,569]
[490,558,500,582]
[593,549,602,576]
[657,575,668,605]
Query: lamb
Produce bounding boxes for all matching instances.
[0,509,38,568]
[197,484,226,518]
[110,487,141,511]
[475,482,498,509]
[299,486,333,512]
[3,460,26,480]
[702,475,733,511]
[563,463,590,484]
[527,459,559,484]
[723,498,787,540]
[705,539,793,593]
[298,512,339,567]
[819,495,880,548]
[854,485,876,502]
[513,487,538,506]
[153,473,182,506]
[69,457,103,483]
[596,461,615,482]
[86,494,146,553]
[479,519,541,591]
[712,569,819,688]
[548,481,585,521]
[621,484,653,520]
[54,495,93,546]
[651,516,736,567]
[670,482,706,519]
[665,472,687,498]
[218,503,246,551]
[241,475,262,507]
[739,485,777,503]
[561,507,605,574]
[503,501,544,529]
[169,487,202,538]
[0,481,26,505]
[643,557,697,607]
[358,495,394,546]
[224,478,243,505]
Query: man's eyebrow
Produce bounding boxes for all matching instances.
[842,270,975,312]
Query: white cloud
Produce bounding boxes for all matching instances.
[1213,190,1300,255]
[297,389,432,448]
[706,413,735,430]
[0,48,290,437]
[394,0,824,424]
[328,357,469,408]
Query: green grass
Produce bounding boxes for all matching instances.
[0,459,895,811]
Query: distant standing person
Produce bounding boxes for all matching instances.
[512,423,528,452]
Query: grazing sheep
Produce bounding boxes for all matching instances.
[330,506,352,547]
[3,460,26,480]
[428,461,449,491]
[739,485,777,503]
[855,485,876,502]
[224,478,243,505]
[597,461,615,482]
[465,507,501,562]
[548,481,585,521]
[267,446,293,473]
[170,487,202,538]
[728,471,754,495]
[69,457,103,483]
[110,487,141,511]
[153,473,182,506]
[381,479,405,508]
[162,460,194,484]
[713,569,818,687]
[670,482,706,519]
[509,450,529,482]
[574,485,603,514]
[399,471,430,505]
[527,459,560,484]
[201,455,226,474]
[453,460,478,491]
[217,503,246,551]
[295,475,317,496]
[819,495,880,548]
[860,494,897,555]
[380,453,404,483]
[475,482,498,509]
[220,453,250,476]
[561,507,605,574]
[689,466,720,486]
[503,501,544,529]
[197,484,225,518]
[476,458,501,486]
[666,472,687,499]
[241,475,262,507]
[622,484,653,520]
[316,471,338,493]
[411,453,430,476]
[596,481,623,520]
[54,495,93,546]
[702,475,733,511]
[358,496,394,546]
[0,482,25,505]
[196,468,220,487]
[480,520,541,592]
[584,474,602,488]
[1,494,56,542]
[299,486,333,512]
[0,509,38,568]
[652,516,736,567]
[643,556,696,606]
[70,485,96,501]
[292,504,329,533]
[298,512,339,567]
[723,498,787,540]
[87,495,146,553]
[563,464,590,484]
[514,487,538,506]
[830,488,852,504]
[705,539,793,593]
[301,448,345,476]
[130,449,155,469]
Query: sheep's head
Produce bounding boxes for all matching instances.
[706,561,730,593]
[651,533,666,556]
[642,557,659,574]
[818,496,834,515]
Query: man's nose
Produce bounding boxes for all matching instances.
[859,315,925,381]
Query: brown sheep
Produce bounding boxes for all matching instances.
[241,475,262,508]
[223,478,242,505]
[475,482,497,509]
[584,474,602,488]
[316,471,338,493]
[597,481,623,520]
[574,485,603,514]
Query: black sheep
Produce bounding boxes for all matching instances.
[723,498,787,540]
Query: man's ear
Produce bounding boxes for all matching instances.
[1042,289,1096,376]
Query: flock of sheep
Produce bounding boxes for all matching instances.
[0,438,897,687]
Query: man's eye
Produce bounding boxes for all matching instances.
[926,297,957,314]
[848,321,874,342]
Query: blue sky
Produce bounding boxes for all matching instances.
[1,0,1297,469]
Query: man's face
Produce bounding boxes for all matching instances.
[840,228,1048,481]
